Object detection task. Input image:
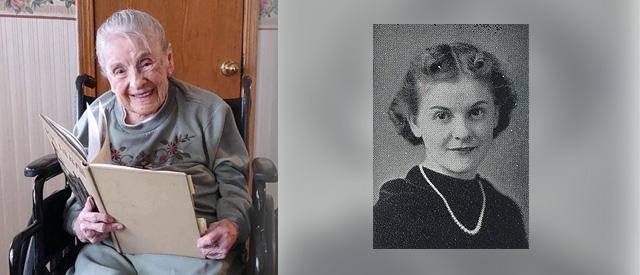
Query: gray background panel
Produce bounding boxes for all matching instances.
[279,0,638,274]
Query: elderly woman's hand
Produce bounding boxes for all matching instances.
[73,196,124,244]
[196,219,239,260]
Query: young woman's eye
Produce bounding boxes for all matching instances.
[432,111,450,121]
[469,108,486,119]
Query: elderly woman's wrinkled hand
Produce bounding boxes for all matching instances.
[73,196,124,244]
[196,219,239,260]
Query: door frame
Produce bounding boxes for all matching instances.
[76,0,259,157]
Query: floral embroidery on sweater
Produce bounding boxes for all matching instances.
[111,134,195,168]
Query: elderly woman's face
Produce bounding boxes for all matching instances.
[101,34,173,124]
[409,77,498,179]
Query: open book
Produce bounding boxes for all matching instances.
[40,103,207,258]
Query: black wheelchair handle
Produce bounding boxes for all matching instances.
[24,154,61,178]
[252,158,277,183]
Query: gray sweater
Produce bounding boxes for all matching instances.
[64,77,251,242]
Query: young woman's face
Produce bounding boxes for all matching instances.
[410,77,498,179]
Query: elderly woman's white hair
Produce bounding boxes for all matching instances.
[95,9,170,74]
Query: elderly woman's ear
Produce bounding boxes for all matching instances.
[166,43,175,76]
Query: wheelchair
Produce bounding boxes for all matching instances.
[8,75,278,275]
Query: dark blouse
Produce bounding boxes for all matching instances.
[373,166,528,249]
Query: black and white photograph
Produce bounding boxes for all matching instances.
[373,24,529,249]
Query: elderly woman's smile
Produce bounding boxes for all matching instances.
[128,87,158,104]
[102,34,173,124]
[130,89,154,98]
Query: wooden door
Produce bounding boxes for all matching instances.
[77,0,258,152]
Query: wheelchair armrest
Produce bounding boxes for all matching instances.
[24,154,62,178]
[252,157,277,183]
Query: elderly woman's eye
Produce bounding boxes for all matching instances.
[140,59,155,70]
[112,68,126,77]
[469,108,486,119]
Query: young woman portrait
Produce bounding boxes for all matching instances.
[373,25,529,249]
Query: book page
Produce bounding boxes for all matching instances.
[86,102,111,164]
[40,114,86,160]
[40,115,93,206]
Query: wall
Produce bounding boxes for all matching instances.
[255,0,278,204]
[0,5,78,274]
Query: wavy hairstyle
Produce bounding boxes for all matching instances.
[388,42,517,145]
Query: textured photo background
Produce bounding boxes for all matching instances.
[373,24,529,233]
[279,0,637,274]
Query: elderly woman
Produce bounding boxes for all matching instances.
[62,9,250,274]
[373,42,528,249]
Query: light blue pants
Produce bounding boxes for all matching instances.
[66,240,242,275]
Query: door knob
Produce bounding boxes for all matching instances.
[220,60,240,76]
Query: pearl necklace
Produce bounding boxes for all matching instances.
[419,166,486,235]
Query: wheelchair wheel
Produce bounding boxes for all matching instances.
[265,195,277,275]
[23,237,36,275]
